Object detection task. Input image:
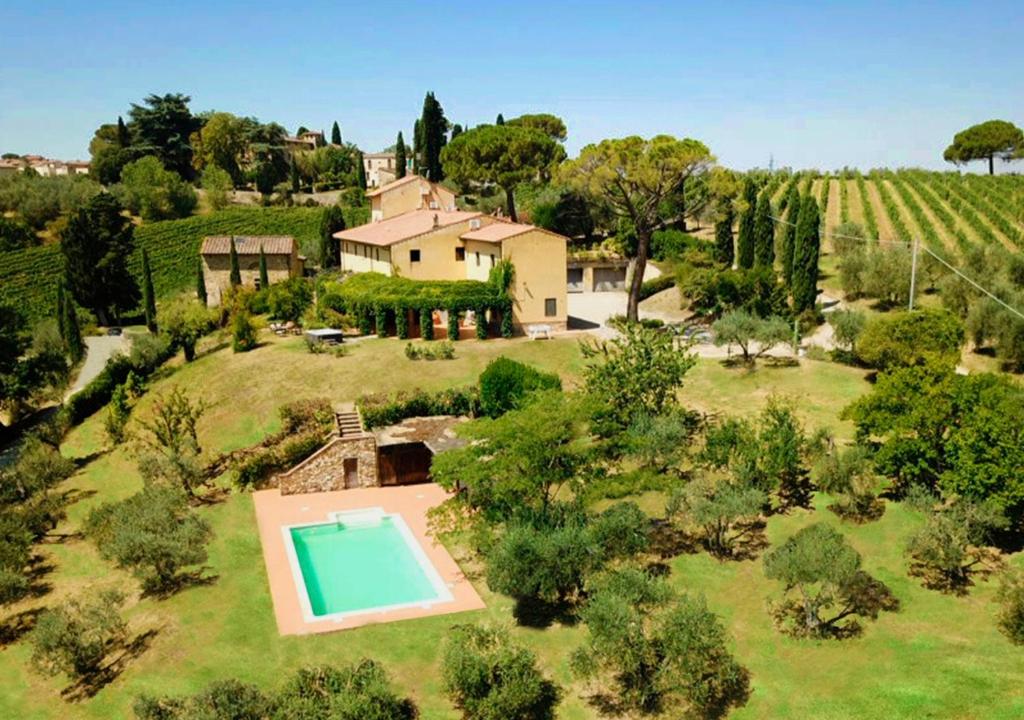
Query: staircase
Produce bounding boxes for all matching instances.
[336,410,365,438]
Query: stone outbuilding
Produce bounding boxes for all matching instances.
[200,235,305,306]
[277,410,466,495]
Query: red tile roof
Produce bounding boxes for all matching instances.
[201,235,296,255]
[364,174,424,198]
[334,210,482,247]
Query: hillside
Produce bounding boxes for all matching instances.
[0,207,325,323]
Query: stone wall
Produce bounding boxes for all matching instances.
[278,435,378,494]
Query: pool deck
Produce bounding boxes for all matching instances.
[253,483,486,635]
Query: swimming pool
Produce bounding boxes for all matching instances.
[285,507,453,622]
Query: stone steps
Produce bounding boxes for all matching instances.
[336,411,364,438]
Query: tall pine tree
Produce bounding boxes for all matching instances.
[736,177,757,269]
[142,248,157,333]
[792,195,821,313]
[780,184,801,285]
[496,113,505,125]
[395,132,407,179]
[450,123,463,141]
[229,237,241,287]
[196,258,208,305]
[419,92,447,181]
[331,121,342,145]
[63,298,84,364]
[258,245,269,289]
[752,193,775,268]
[714,205,735,266]
[116,116,129,147]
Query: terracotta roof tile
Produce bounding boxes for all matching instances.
[201,235,296,255]
[334,210,481,247]
[364,174,423,198]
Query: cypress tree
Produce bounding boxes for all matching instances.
[318,205,345,269]
[450,123,463,141]
[116,116,129,148]
[331,121,342,145]
[258,245,269,289]
[419,92,447,181]
[792,196,821,313]
[780,184,801,285]
[412,119,423,175]
[290,162,299,194]
[64,298,84,363]
[196,258,207,305]
[736,178,757,269]
[714,205,735,266]
[142,248,157,333]
[56,280,67,343]
[228,237,241,287]
[356,151,367,190]
[395,132,407,179]
[753,193,775,268]
[496,113,505,125]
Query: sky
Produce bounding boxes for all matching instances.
[2,1,1022,172]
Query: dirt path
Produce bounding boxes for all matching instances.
[66,335,129,399]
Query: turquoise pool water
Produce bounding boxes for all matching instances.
[289,515,446,618]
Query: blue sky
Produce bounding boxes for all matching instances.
[2,1,1022,172]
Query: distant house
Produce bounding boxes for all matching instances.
[3,156,89,177]
[283,131,326,154]
[566,252,629,293]
[362,152,413,188]
[199,235,305,306]
[334,176,568,332]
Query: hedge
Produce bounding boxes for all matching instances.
[324,272,506,314]
[638,274,676,301]
[356,387,480,429]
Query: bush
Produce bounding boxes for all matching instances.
[997,570,1024,645]
[442,624,560,720]
[234,449,280,489]
[279,398,334,434]
[651,228,694,260]
[232,311,258,352]
[478,357,562,418]
[357,386,480,428]
[857,308,964,371]
[637,273,675,301]
[404,340,455,361]
[266,277,313,322]
[115,156,197,221]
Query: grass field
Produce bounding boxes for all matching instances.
[3,333,1023,719]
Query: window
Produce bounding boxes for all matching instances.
[455,247,466,262]
[545,298,557,317]
[410,249,421,263]
[490,254,496,267]
[475,251,480,266]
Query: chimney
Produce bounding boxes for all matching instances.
[433,213,439,228]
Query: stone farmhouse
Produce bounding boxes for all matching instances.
[362,152,413,188]
[334,175,568,332]
[200,235,305,306]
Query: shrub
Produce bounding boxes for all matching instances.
[638,273,675,301]
[266,277,313,322]
[234,449,280,490]
[478,357,562,417]
[442,624,560,720]
[232,311,258,353]
[997,570,1024,645]
[279,430,325,467]
[115,156,197,221]
[356,386,479,428]
[404,340,455,361]
[279,398,334,434]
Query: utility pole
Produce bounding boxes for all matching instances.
[908,237,920,311]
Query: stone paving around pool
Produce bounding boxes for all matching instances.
[253,484,485,635]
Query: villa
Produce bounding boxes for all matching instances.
[362,151,413,188]
[335,175,569,332]
[200,235,305,306]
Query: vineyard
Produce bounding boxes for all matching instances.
[767,170,1024,258]
[0,207,327,323]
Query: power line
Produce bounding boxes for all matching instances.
[769,215,1024,322]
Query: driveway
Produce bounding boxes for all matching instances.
[66,335,129,399]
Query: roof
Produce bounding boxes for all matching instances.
[374,416,468,453]
[334,210,482,247]
[364,174,423,197]
[460,222,538,243]
[201,235,296,255]
[364,152,396,159]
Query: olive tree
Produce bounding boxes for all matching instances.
[763,523,897,638]
[712,310,792,365]
[30,590,127,680]
[906,500,1007,592]
[560,135,714,321]
[667,476,765,558]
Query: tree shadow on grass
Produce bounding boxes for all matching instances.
[140,569,219,601]
[72,449,108,469]
[647,519,701,560]
[0,607,44,647]
[60,628,159,702]
[511,597,578,629]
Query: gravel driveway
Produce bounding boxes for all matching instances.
[66,335,129,399]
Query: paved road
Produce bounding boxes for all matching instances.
[66,335,129,399]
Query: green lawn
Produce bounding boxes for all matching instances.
[2,333,1022,719]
